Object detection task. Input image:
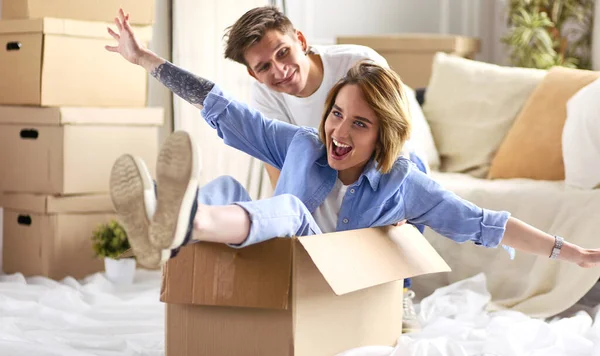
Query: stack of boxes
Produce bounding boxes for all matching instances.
[0,0,163,279]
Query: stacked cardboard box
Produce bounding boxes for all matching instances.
[337,34,480,89]
[0,0,163,280]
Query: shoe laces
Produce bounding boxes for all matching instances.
[403,289,417,320]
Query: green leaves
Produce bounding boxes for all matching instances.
[91,220,132,259]
[502,0,594,70]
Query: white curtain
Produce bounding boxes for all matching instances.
[172,0,270,198]
[147,0,174,145]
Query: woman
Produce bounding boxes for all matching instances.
[107,9,600,269]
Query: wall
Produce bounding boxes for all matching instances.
[594,0,600,70]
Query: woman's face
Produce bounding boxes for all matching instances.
[324,84,379,185]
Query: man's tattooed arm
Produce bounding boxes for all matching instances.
[150,61,215,108]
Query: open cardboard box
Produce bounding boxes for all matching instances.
[161,224,450,356]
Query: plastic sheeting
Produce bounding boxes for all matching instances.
[0,270,164,356]
[339,273,600,356]
[0,271,598,356]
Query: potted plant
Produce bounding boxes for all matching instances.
[502,0,595,69]
[91,219,136,284]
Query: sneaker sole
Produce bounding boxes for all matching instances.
[150,131,200,250]
[110,154,169,268]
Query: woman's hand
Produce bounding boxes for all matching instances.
[105,8,146,65]
[393,220,407,227]
[577,249,600,268]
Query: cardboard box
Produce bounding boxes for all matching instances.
[0,105,163,195]
[161,225,450,356]
[337,34,480,88]
[0,18,153,107]
[1,193,115,280]
[1,0,155,25]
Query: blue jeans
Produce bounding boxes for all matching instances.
[198,176,323,248]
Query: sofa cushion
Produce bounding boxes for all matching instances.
[563,77,600,189]
[413,171,600,318]
[422,52,546,178]
[488,67,600,180]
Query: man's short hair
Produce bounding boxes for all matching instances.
[224,6,296,66]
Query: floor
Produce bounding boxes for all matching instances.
[0,270,598,356]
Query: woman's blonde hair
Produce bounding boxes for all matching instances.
[318,61,412,174]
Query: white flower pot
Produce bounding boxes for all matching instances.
[104,257,136,285]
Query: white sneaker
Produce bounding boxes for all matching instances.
[149,130,200,250]
[109,154,171,268]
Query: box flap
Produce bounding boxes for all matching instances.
[0,106,61,125]
[161,239,293,310]
[0,18,153,41]
[298,225,451,296]
[0,193,114,214]
[0,106,164,126]
[337,34,480,53]
[58,107,164,126]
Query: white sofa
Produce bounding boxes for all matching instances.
[407,53,600,318]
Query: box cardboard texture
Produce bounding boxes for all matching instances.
[0,105,163,195]
[337,34,480,88]
[161,225,451,356]
[0,18,153,107]
[0,193,115,280]
[1,0,155,25]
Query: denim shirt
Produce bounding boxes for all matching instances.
[201,85,512,249]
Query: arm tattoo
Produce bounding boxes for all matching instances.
[151,62,215,105]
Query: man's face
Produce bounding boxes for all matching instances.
[244,30,311,96]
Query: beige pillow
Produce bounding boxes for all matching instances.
[488,67,600,181]
[403,85,440,171]
[422,52,546,178]
[563,77,600,189]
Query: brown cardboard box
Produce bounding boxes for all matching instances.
[162,225,450,356]
[1,193,115,280]
[0,105,163,195]
[1,0,155,25]
[337,34,480,88]
[0,18,153,107]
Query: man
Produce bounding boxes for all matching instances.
[222,6,425,332]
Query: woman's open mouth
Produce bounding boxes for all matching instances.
[330,138,353,160]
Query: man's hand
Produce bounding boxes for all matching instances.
[105,8,146,65]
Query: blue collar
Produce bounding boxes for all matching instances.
[315,151,381,191]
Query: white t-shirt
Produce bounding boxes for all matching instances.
[312,179,349,233]
[249,44,388,129]
[248,44,433,166]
